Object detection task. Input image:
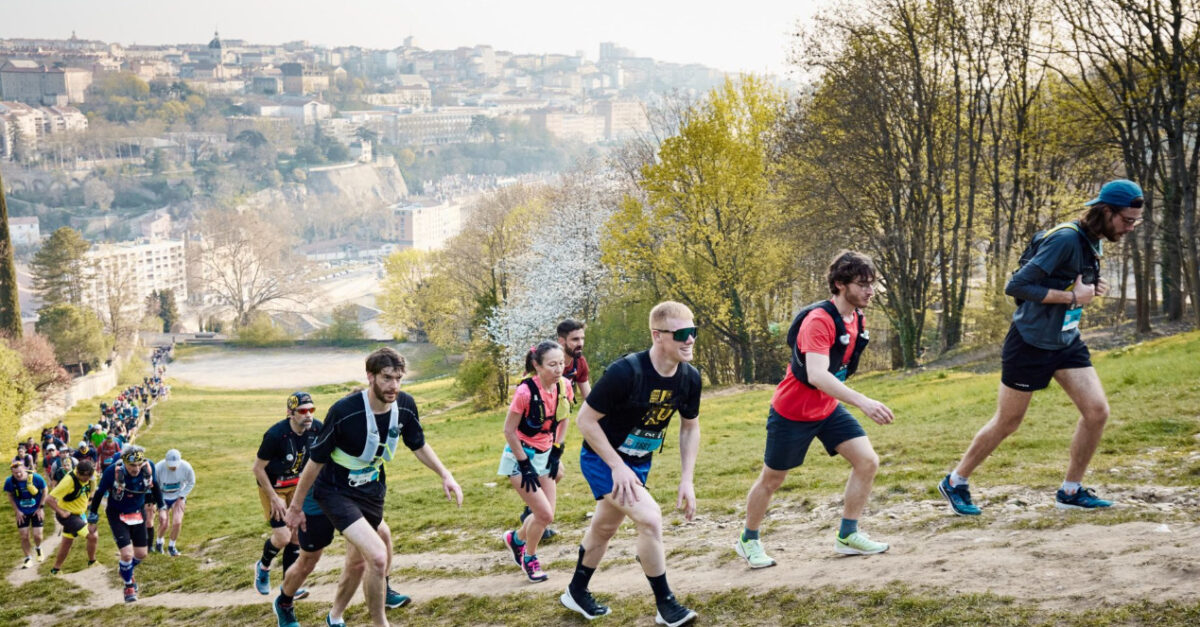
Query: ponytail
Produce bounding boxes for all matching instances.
[525,340,563,374]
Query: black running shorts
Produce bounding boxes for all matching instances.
[1001,326,1092,392]
[298,509,337,553]
[106,508,148,549]
[312,484,383,533]
[763,404,867,471]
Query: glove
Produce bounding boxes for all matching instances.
[86,511,99,524]
[517,458,541,493]
[547,445,564,479]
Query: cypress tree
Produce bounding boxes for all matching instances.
[0,167,22,338]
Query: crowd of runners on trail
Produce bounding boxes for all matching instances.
[7,182,1145,627]
[7,343,180,603]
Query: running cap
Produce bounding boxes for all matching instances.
[287,391,314,412]
[165,449,181,467]
[78,441,90,450]
[121,444,147,466]
[1085,179,1143,208]
[46,444,57,451]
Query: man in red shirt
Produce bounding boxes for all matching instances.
[735,251,895,568]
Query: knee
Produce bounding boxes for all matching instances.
[345,556,366,576]
[1083,402,1110,425]
[991,413,1024,437]
[362,545,388,574]
[634,510,663,539]
[756,470,786,494]
[854,452,880,476]
[532,505,554,527]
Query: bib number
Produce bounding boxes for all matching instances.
[119,512,144,526]
[1062,307,1082,332]
[18,498,35,510]
[617,428,665,458]
[347,466,380,488]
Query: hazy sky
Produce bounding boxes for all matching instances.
[0,0,824,75]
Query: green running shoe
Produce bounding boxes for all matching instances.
[835,531,889,555]
[734,535,776,568]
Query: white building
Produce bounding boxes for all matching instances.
[80,239,188,313]
[387,198,463,251]
[8,216,39,246]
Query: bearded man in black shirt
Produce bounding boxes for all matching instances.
[283,348,462,627]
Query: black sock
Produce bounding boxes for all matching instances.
[647,573,672,603]
[279,590,294,607]
[281,543,299,576]
[569,545,596,594]
[147,527,155,548]
[261,539,281,567]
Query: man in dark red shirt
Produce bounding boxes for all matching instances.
[735,251,895,568]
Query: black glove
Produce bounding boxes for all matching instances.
[517,458,541,493]
[547,445,564,479]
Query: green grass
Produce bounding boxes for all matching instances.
[2,332,1199,623]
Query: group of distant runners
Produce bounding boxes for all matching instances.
[6,343,194,603]
[8,181,1143,626]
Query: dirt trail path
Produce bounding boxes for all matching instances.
[12,485,1198,616]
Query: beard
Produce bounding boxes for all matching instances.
[371,379,396,402]
[569,346,584,358]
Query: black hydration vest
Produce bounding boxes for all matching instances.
[516,376,570,450]
[787,300,869,389]
[618,352,696,414]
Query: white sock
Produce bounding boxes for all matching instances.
[169,541,176,548]
[1061,481,1081,495]
[949,471,968,487]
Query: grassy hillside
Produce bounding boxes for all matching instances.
[2,332,1199,625]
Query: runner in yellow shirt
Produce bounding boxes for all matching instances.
[45,459,99,574]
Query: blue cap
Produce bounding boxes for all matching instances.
[1085,179,1143,207]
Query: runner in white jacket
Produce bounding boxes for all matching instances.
[154,449,195,556]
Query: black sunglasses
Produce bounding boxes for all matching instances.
[654,327,698,342]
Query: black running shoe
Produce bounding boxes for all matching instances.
[655,594,697,627]
[560,587,610,620]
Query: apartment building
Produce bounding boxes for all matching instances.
[80,239,188,313]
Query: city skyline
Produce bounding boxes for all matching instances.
[0,0,822,76]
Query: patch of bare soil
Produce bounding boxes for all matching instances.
[14,485,1197,614]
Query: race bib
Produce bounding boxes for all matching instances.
[617,428,665,458]
[1062,307,1082,332]
[18,498,35,510]
[834,365,849,382]
[118,512,144,526]
[163,482,181,492]
[347,466,380,487]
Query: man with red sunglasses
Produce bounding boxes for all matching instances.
[252,391,322,597]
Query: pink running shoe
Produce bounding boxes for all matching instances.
[522,555,548,583]
[503,530,525,567]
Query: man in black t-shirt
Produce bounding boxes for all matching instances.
[560,301,702,627]
[251,391,321,597]
[283,347,463,627]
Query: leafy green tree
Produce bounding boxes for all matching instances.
[232,312,292,347]
[0,342,36,454]
[30,227,91,306]
[315,304,366,345]
[0,166,22,338]
[159,289,180,332]
[35,303,110,369]
[604,76,793,383]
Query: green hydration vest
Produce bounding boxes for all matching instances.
[329,389,400,487]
